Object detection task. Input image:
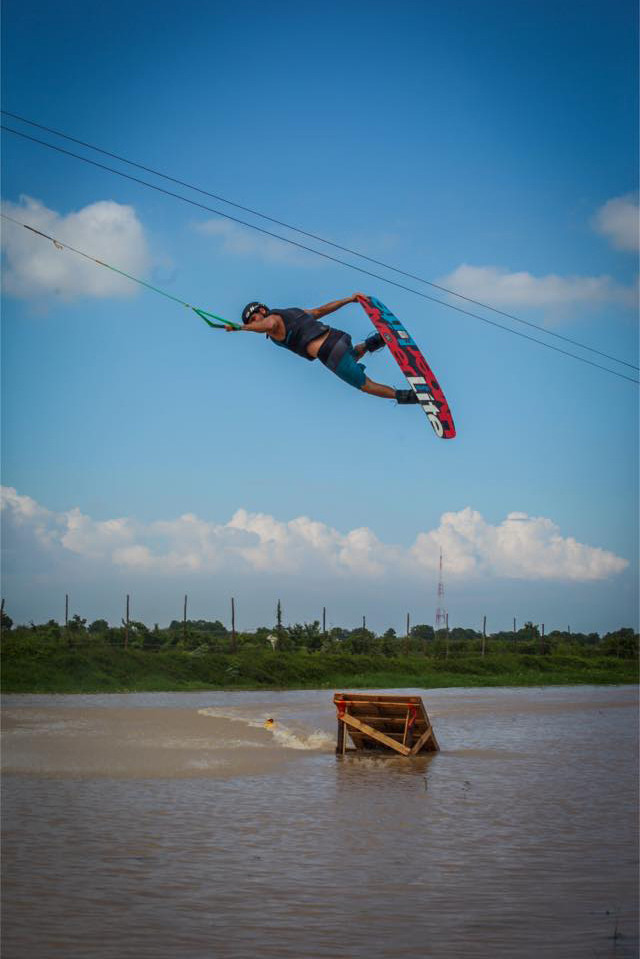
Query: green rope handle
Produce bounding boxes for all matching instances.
[192,308,241,330]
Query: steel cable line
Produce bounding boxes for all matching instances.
[3,109,637,373]
[2,123,638,386]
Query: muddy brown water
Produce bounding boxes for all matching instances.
[1,685,638,958]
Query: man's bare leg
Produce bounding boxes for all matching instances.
[360,377,396,399]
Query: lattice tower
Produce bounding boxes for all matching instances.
[435,548,447,629]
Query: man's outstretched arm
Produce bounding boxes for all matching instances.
[225,314,277,333]
[308,293,363,319]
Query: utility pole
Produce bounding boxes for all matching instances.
[445,612,449,659]
[362,615,366,630]
[513,617,517,648]
[540,623,545,656]
[482,615,487,657]
[231,597,237,653]
[124,594,130,649]
[183,594,188,645]
[322,606,326,635]
[65,594,69,628]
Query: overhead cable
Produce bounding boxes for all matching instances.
[2,109,636,373]
[1,123,638,385]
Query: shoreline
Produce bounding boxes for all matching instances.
[3,674,637,696]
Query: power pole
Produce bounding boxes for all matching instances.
[540,623,545,656]
[231,597,237,653]
[482,615,487,657]
[65,593,69,628]
[322,606,326,635]
[445,612,449,659]
[124,594,130,649]
[513,617,517,648]
[183,594,188,645]
[276,599,283,646]
[362,615,366,630]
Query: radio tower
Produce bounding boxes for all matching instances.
[435,548,447,630]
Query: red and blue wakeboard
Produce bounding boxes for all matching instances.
[358,295,455,439]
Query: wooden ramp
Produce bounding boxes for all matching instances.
[334,693,439,756]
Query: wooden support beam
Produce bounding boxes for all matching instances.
[340,713,411,756]
[409,725,438,755]
[336,714,347,754]
[402,710,411,746]
[334,694,422,703]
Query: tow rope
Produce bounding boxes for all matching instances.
[1,212,243,330]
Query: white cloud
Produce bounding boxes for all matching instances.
[411,508,627,581]
[436,264,636,313]
[61,509,136,559]
[1,487,628,584]
[1,195,151,301]
[195,217,313,267]
[0,486,59,547]
[592,193,639,252]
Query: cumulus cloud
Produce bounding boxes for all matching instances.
[1,195,151,301]
[436,264,636,313]
[592,193,639,252]
[195,217,313,267]
[0,487,628,584]
[411,508,627,581]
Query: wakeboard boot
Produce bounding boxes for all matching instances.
[364,332,386,353]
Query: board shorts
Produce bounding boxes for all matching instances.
[317,329,366,390]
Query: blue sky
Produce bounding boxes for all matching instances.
[1,0,638,634]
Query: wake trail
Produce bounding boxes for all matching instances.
[197,708,334,751]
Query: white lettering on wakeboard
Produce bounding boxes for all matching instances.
[407,376,444,437]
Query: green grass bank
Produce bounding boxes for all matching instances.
[2,644,637,694]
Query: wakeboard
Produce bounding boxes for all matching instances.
[357,295,456,439]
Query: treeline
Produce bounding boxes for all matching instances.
[1,604,637,659]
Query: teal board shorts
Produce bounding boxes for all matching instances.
[318,330,366,390]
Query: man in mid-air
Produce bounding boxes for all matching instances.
[228,294,419,403]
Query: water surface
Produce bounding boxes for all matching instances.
[2,685,637,958]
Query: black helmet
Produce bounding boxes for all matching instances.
[242,302,269,324]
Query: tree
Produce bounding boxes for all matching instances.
[1,605,13,633]
[410,624,434,641]
[346,627,379,655]
[89,619,109,634]
[602,628,639,658]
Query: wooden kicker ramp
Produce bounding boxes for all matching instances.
[334,693,439,756]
